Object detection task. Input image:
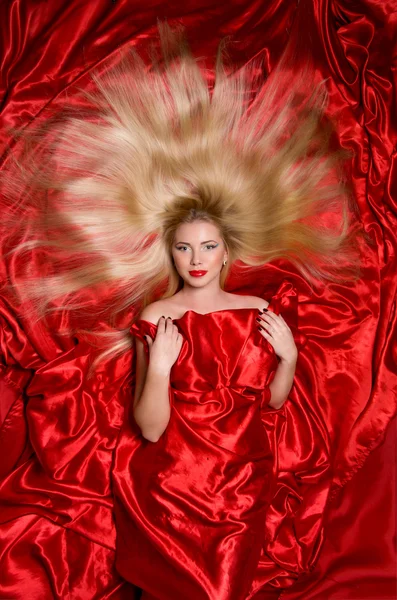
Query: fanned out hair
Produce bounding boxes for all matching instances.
[1,21,364,366]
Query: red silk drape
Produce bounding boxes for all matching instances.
[0,1,396,599]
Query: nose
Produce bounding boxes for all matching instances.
[190,253,202,266]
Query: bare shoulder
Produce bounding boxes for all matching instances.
[138,299,176,325]
[234,294,270,310]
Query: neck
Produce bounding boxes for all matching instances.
[178,278,227,308]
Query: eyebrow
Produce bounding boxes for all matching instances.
[175,240,218,245]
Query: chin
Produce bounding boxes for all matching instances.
[186,277,207,286]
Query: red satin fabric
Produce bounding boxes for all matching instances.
[114,282,300,599]
[0,1,396,599]
[282,414,397,600]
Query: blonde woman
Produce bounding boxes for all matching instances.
[114,217,302,599]
[1,22,362,600]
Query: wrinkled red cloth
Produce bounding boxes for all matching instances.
[282,413,397,600]
[0,1,396,599]
[114,282,300,600]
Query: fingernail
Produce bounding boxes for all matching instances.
[257,325,263,330]
[262,308,268,312]
[256,317,261,322]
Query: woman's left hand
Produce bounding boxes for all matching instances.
[257,309,298,364]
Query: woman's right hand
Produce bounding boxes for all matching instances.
[145,316,183,375]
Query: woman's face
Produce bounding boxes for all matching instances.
[171,221,228,287]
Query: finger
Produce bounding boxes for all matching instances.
[144,335,153,347]
[259,316,281,333]
[262,314,288,331]
[261,323,276,336]
[157,315,167,332]
[260,311,280,323]
[172,323,180,339]
[258,311,274,322]
[258,323,273,337]
[259,328,274,344]
[163,316,175,333]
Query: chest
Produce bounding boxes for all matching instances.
[170,322,277,392]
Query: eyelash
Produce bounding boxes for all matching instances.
[176,245,218,251]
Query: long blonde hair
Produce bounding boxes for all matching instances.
[1,21,365,367]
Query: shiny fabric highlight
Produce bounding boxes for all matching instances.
[0,1,396,599]
[114,290,287,599]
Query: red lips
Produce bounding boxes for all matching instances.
[189,270,208,277]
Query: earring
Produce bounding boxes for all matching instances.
[223,259,227,266]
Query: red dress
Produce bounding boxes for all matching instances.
[113,299,287,600]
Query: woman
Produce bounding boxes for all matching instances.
[133,218,298,442]
[113,217,300,599]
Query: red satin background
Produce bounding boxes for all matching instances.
[0,1,396,599]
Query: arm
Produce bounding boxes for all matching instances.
[133,337,171,443]
[268,356,297,409]
[133,313,183,442]
[257,307,298,409]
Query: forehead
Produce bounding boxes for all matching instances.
[174,221,221,241]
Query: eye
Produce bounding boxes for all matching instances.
[203,244,218,250]
[176,246,189,251]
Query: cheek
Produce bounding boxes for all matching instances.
[209,250,224,265]
[172,252,186,267]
